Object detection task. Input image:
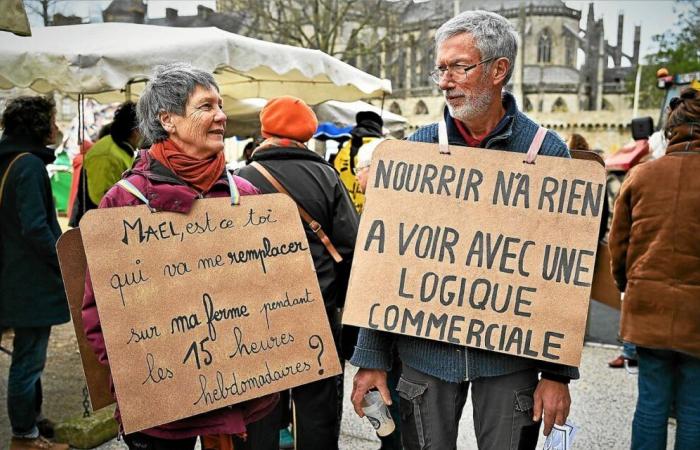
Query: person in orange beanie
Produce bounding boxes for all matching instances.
[259,95,319,142]
[236,97,358,450]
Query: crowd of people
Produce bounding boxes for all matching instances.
[1,8,698,450]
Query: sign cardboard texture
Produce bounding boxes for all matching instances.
[56,228,114,411]
[590,242,621,310]
[342,141,606,367]
[79,194,341,433]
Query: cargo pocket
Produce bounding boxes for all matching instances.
[513,385,540,450]
[397,377,428,449]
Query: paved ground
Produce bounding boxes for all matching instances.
[0,320,676,450]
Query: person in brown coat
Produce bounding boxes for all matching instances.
[609,86,700,450]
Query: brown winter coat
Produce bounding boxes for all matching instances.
[609,124,700,357]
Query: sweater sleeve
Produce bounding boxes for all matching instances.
[541,130,571,158]
[349,327,394,371]
[539,362,580,382]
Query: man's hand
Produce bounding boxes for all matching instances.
[351,368,391,417]
[533,378,571,436]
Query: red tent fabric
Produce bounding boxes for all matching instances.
[605,140,649,171]
[67,139,93,218]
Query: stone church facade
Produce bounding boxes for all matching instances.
[352,0,642,131]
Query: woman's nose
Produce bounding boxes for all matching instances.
[214,107,227,122]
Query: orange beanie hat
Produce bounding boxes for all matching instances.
[260,96,318,142]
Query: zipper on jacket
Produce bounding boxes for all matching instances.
[464,346,469,381]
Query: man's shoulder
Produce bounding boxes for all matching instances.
[407,123,439,143]
[512,110,569,158]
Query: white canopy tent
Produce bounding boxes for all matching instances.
[315,100,407,133]
[0,22,391,105]
[224,98,408,137]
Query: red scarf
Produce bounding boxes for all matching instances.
[149,139,225,193]
[453,119,484,147]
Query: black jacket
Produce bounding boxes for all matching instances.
[0,135,69,328]
[237,147,359,321]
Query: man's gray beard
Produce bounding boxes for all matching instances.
[444,88,493,123]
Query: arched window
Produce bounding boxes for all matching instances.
[552,97,568,113]
[537,29,552,64]
[389,101,402,115]
[414,100,429,115]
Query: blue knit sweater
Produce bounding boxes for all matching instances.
[350,92,580,383]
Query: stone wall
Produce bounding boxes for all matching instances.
[369,95,656,155]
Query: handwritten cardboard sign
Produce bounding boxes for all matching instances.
[79,194,341,433]
[342,141,606,367]
[56,229,114,411]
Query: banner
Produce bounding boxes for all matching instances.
[78,194,341,433]
[342,141,606,367]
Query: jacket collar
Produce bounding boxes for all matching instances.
[665,122,700,155]
[443,91,518,148]
[0,134,56,164]
[125,150,230,213]
[251,145,333,168]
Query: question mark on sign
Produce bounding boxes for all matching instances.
[308,335,324,375]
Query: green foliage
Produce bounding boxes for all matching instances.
[636,0,700,109]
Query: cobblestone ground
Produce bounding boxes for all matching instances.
[1,323,676,449]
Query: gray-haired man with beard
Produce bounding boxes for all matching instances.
[350,10,577,450]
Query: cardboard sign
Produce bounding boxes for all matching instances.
[79,194,341,433]
[590,242,621,310]
[342,141,606,367]
[56,229,114,411]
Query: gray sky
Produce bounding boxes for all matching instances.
[565,1,690,60]
[29,0,689,61]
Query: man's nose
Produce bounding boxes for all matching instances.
[439,74,456,90]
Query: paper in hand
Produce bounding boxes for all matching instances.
[543,421,577,450]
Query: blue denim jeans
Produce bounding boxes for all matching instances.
[6,327,51,437]
[622,342,638,360]
[632,347,700,450]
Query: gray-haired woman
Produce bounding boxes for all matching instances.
[81,63,278,450]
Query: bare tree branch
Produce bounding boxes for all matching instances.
[232,0,401,69]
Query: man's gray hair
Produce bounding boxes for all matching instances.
[435,10,518,85]
[137,62,219,143]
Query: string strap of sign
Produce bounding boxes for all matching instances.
[249,161,344,263]
[0,152,30,209]
[438,119,450,155]
[524,126,548,164]
[225,169,240,206]
[116,179,155,212]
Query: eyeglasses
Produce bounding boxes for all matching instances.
[429,57,497,84]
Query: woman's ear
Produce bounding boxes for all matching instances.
[159,110,175,133]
